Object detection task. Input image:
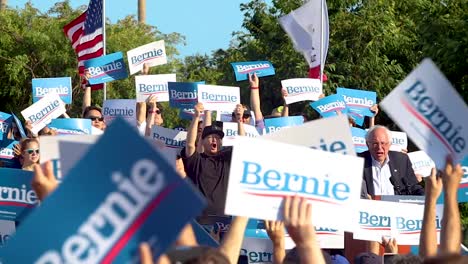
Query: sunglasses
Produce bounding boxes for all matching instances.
[25,149,40,155]
[88,116,104,122]
[232,113,251,119]
[149,109,162,115]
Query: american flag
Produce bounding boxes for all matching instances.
[63,0,104,77]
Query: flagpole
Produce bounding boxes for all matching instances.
[102,0,107,101]
[319,0,324,86]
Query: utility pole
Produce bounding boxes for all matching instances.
[138,0,146,24]
[0,0,7,11]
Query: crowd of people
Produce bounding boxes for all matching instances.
[0,64,466,264]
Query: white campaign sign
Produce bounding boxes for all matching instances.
[389,131,408,152]
[315,227,344,249]
[102,99,136,126]
[197,84,241,112]
[225,137,363,231]
[281,78,322,104]
[21,93,66,134]
[381,58,468,168]
[135,74,176,102]
[40,135,99,179]
[261,115,356,156]
[127,40,167,75]
[351,200,443,245]
[222,122,259,146]
[150,126,187,150]
[353,199,395,242]
[408,151,435,177]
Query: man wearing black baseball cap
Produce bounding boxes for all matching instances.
[182,103,245,217]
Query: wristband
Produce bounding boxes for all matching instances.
[250,86,259,90]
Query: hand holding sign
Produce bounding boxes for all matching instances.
[425,168,442,202]
[442,156,463,194]
[249,73,259,88]
[32,161,59,201]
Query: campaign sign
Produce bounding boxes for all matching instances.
[458,156,468,202]
[264,116,304,134]
[222,122,260,147]
[408,151,435,177]
[348,111,365,127]
[353,199,394,242]
[84,52,128,84]
[0,140,20,169]
[168,81,204,109]
[40,135,99,179]
[281,78,322,104]
[389,131,408,152]
[380,58,468,169]
[21,93,66,134]
[0,168,38,221]
[11,113,26,138]
[127,40,167,75]
[151,126,187,150]
[0,118,206,263]
[48,118,92,135]
[392,203,443,245]
[310,94,348,118]
[0,220,15,247]
[225,136,363,231]
[262,115,356,156]
[32,77,72,104]
[0,112,13,140]
[103,99,136,126]
[197,84,241,112]
[230,61,275,81]
[337,88,376,117]
[351,127,368,153]
[135,74,176,102]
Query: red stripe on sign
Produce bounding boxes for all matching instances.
[0,201,35,208]
[400,98,455,155]
[244,192,340,205]
[100,182,179,263]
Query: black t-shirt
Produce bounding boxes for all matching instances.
[182,147,232,216]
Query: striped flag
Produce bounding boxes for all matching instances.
[63,0,104,89]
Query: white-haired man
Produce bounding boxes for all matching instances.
[360,125,424,197]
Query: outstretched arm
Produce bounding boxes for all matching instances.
[82,71,91,115]
[185,103,204,157]
[281,89,289,117]
[218,216,249,264]
[249,73,263,122]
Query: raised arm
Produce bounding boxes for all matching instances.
[281,89,289,117]
[145,95,158,137]
[218,216,249,264]
[440,157,463,254]
[137,64,150,126]
[233,104,245,136]
[419,168,442,258]
[249,73,263,122]
[81,71,91,115]
[284,195,325,264]
[265,220,286,264]
[185,103,204,157]
[369,104,379,128]
[196,110,211,153]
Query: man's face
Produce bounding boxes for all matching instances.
[202,134,222,155]
[86,109,105,130]
[367,128,391,163]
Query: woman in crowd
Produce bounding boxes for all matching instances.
[18,138,40,171]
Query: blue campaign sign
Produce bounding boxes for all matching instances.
[348,111,365,127]
[337,87,376,117]
[0,118,206,263]
[190,220,219,247]
[168,81,204,109]
[0,112,13,140]
[84,52,128,85]
[48,118,92,135]
[264,116,304,134]
[0,140,20,169]
[11,113,26,139]
[0,168,38,221]
[309,94,349,118]
[351,127,368,153]
[437,156,468,204]
[230,61,275,81]
[32,77,72,104]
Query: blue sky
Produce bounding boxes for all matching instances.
[8,0,250,57]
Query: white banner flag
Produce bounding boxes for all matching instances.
[281,78,322,104]
[380,58,468,168]
[135,74,176,102]
[21,93,66,134]
[127,40,167,75]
